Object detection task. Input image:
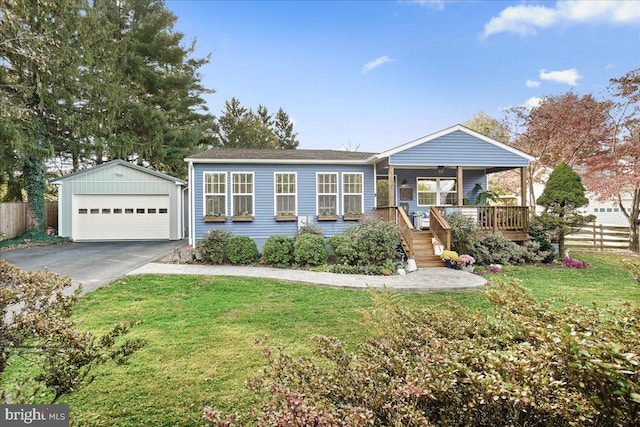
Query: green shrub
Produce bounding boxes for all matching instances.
[346,217,401,266]
[445,210,478,254]
[196,229,231,265]
[294,234,327,266]
[225,235,258,264]
[294,223,324,239]
[206,278,640,426]
[262,235,295,267]
[529,218,555,262]
[323,264,383,275]
[327,234,358,265]
[472,232,542,265]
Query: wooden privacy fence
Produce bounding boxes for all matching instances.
[0,202,58,239]
[566,223,630,251]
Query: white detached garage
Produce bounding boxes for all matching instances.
[51,160,187,241]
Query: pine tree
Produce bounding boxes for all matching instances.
[537,162,595,258]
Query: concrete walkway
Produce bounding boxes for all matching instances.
[128,263,486,292]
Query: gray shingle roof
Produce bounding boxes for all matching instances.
[185,147,376,162]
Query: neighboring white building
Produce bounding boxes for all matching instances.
[586,193,634,227]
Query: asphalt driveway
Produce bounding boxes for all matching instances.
[1,240,187,294]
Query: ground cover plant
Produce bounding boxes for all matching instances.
[1,251,637,426]
[207,278,639,426]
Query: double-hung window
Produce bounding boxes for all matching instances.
[232,172,254,216]
[342,173,363,214]
[275,172,297,215]
[204,172,226,216]
[417,177,457,206]
[317,173,338,216]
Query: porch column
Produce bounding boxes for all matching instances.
[457,166,463,205]
[388,166,395,206]
[520,167,528,207]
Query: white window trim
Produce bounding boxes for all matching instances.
[274,172,298,216]
[231,172,255,216]
[203,171,227,217]
[316,172,339,216]
[416,177,457,207]
[341,172,364,215]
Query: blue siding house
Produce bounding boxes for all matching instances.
[186,125,535,264]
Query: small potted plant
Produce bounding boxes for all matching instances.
[203,211,226,222]
[458,254,476,273]
[440,250,459,268]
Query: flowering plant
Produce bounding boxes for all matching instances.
[458,254,475,267]
[563,257,587,269]
[440,250,459,261]
[489,264,502,273]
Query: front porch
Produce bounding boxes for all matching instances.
[369,125,535,268]
[375,205,530,267]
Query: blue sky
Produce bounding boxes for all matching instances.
[166,0,640,152]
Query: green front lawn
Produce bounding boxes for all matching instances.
[3,251,639,426]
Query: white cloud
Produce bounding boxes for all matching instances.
[605,62,616,70]
[539,68,582,86]
[361,56,395,74]
[526,79,541,88]
[403,0,445,10]
[482,1,640,38]
[524,96,543,109]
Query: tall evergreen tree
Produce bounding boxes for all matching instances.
[0,0,88,233]
[537,162,595,258]
[212,98,298,149]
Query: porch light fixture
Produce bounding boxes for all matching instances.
[437,166,445,175]
[400,179,410,188]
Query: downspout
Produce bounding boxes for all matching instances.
[181,185,188,239]
[188,161,195,246]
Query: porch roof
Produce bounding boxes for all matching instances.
[372,124,534,170]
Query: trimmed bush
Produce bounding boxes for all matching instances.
[196,229,231,264]
[226,235,258,264]
[327,234,358,265]
[472,232,542,265]
[294,234,327,266]
[262,235,295,267]
[346,217,401,266]
[206,278,640,426]
[445,210,478,254]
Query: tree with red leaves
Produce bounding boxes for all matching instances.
[507,93,612,207]
[583,69,640,252]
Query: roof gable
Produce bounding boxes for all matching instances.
[49,159,186,185]
[376,124,535,167]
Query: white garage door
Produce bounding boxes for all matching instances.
[73,195,170,240]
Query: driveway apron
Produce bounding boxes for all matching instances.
[1,240,187,294]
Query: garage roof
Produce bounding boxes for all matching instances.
[50,159,186,185]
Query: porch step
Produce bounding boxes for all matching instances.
[409,231,446,268]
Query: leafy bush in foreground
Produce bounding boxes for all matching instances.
[196,229,231,264]
[262,235,295,267]
[0,261,143,403]
[226,235,258,264]
[205,278,640,426]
